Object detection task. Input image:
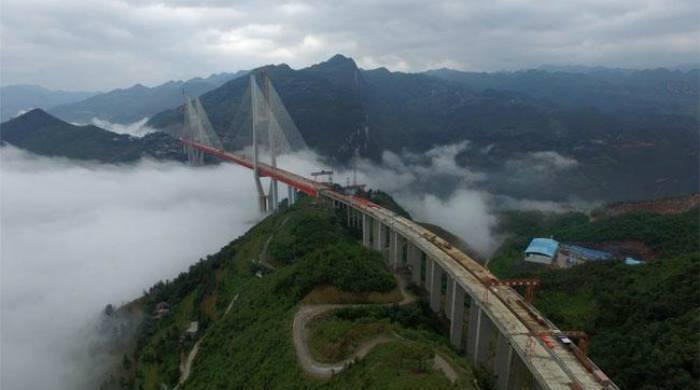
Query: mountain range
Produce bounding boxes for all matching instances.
[0,71,247,125]
[0,84,97,122]
[2,54,698,202]
[425,67,698,116]
[148,54,699,202]
[48,71,247,124]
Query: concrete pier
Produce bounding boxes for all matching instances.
[445,274,454,319]
[495,334,513,389]
[362,214,370,248]
[450,280,465,349]
[408,244,422,285]
[341,191,612,390]
[467,304,482,366]
[430,261,442,312]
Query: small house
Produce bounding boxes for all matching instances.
[185,321,199,337]
[154,302,170,318]
[524,238,560,265]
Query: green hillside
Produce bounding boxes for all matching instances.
[488,208,700,389]
[113,198,475,390]
[0,109,186,163]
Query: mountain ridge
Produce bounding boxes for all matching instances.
[146,54,698,202]
[0,84,98,122]
[48,70,248,124]
[0,108,185,163]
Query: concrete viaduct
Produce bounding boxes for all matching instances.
[183,140,617,390]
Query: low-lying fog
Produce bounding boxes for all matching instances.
[1,146,259,390]
[0,143,586,389]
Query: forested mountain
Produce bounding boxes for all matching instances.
[149,56,369,163]
[0,109,185,162]
[2,55,696,202]
[100,198,476,390]
[0,84,97,122]
[148,54,699,202]
[49,71,247,124]
[425,67,699,116]
[488,206,699,389]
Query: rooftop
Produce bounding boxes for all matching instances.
[564,245,613,261]
[525,238,560,258]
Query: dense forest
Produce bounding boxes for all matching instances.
[488,208,700,389]
[110,198,474,390]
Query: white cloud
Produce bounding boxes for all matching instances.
[0,141,600,390]
[88,117,158,137]
[12,108,33,118]
[1,0,697,90]
[397,189,500,256]
[493,195,600,213]
[0,146,261,390]
[278,144,501,257]
[504,150,579,177]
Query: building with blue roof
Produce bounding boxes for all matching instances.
[524,238,560,265]
[563,245,613,262]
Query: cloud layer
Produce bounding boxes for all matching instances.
[0,147,260,390]
[0,141,598,389]
[89,117,158,137]
[1,0,698,90]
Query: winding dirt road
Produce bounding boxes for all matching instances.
[175,294,239,388]
[292,275,459,381]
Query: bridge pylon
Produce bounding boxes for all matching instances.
[181,94,222,166]
[250,72,287,213]
[181,69,306,213]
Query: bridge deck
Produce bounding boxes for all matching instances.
[187,141,616,390]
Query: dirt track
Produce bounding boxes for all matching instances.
[292,275,458,382]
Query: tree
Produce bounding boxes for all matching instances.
[122,354,131,370]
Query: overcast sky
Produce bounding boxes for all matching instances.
[1,0,698,91]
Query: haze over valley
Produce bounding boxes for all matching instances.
[1,1,698,389]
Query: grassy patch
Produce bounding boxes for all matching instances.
[302,284,403,305]
[308,317,393,362]
[331,341,473,389]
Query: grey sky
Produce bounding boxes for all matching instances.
[1,0,698,90]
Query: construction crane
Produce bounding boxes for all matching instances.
[490,278,540,303]
[311,169,333,179]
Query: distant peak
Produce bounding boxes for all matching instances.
[253,63,293,75]
[305,54,362,89]
[371,67,391,74]
[317,54,358,69]
[328,53,353,62]
[23,108,53,119]
[306,54,360,74]
[5,108,63,126]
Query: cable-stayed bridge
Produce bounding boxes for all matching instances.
[179,71,617,390]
